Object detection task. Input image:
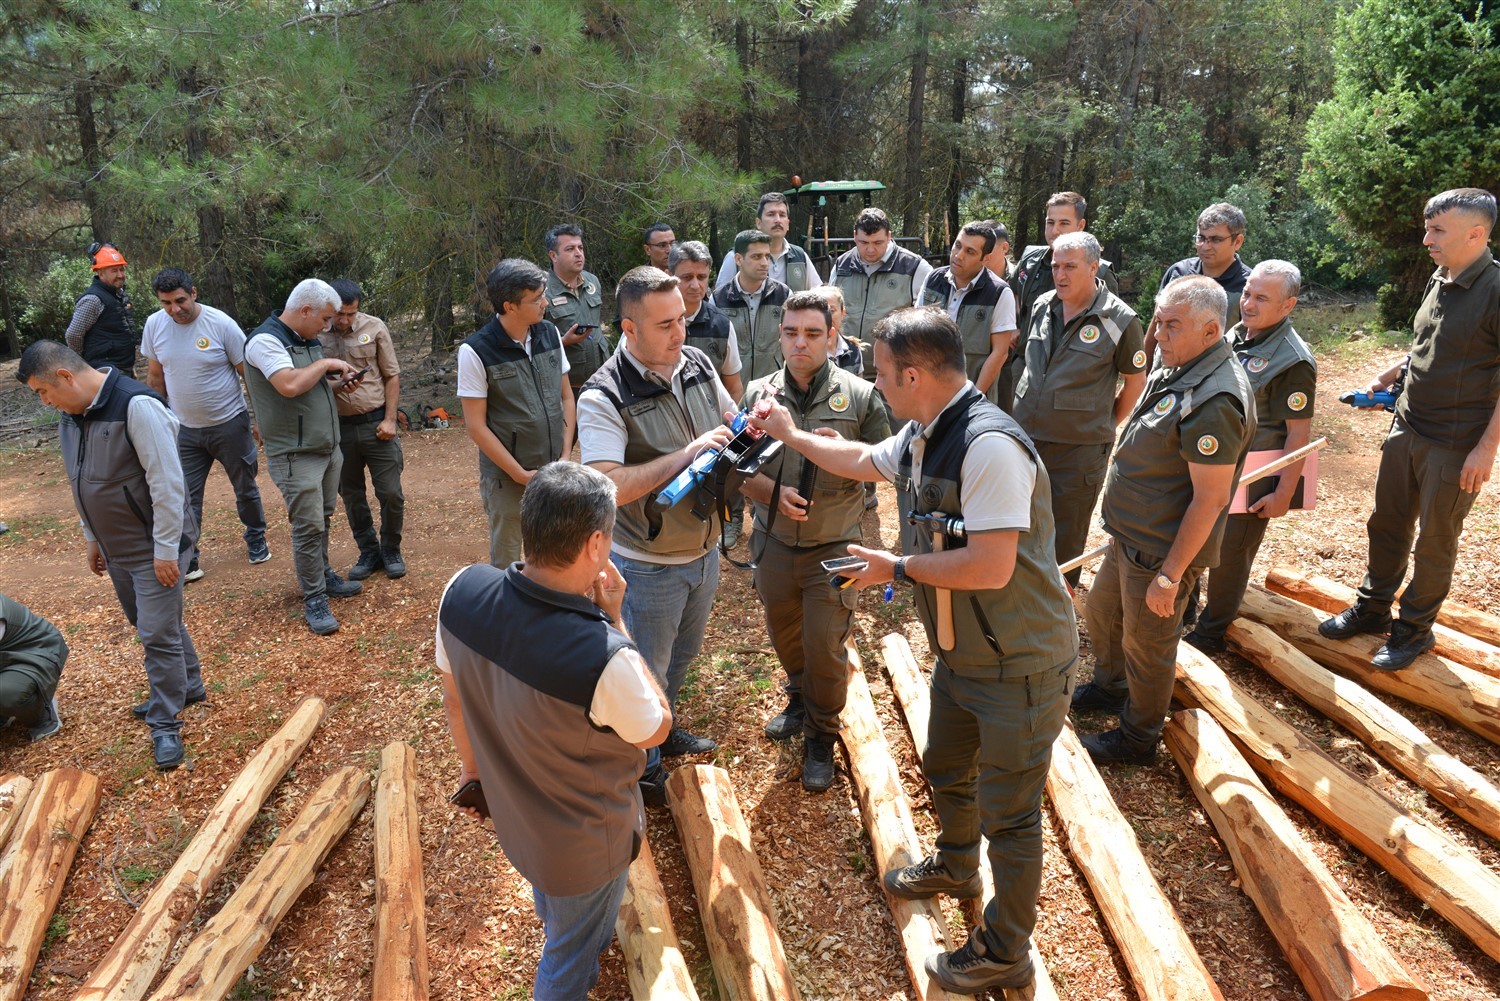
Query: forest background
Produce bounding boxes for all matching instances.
[0,0,1495,359]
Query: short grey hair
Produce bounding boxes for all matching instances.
[520,461,617,569]
[1158,275,1228,331]
[1250,259,1301,299]
[668,240,713,273]
[1051,231,1101,264]
[285,278,340,314]
[1197,202,1246,237]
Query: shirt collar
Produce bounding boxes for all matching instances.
[735,274,764,298]
[917,382,977,441]
[620,341,684,388]
[1438,248,1495,289]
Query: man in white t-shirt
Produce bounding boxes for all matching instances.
[142,268,269,579]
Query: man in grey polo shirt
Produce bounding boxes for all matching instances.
[143,267,270,580]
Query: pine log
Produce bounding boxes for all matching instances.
[665,764,799,1001]
[1228,618,1500,842]
[1265,568,1500,679]
[77,696,327,1001]
[0,768,102,1001]
[1163,708,1426,1001]
[147,766,371,1001]
[0,773,34,849]
[879,633,1059,1001]
[615,837,701,1000]
[372,742,429,1001]
[840,648,964,1001]
[1238,586,1500,747]
[1412,587,1500,649]
[1173,645,1500,965]
[1046,724,1224,1001]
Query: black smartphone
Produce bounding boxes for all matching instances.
[574,324,597,336]
[449,779,490,819]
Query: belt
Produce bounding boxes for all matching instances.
[340,406,386,426]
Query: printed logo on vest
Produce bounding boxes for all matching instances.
[1153,394,1176,416]
[1288,391,1308,412]
[829,393,850,413]
[1245,356,1268,373]
[1197,435,1219,456]
[1079,324,1101,344]
[194,336,211,350]
[358,332,372,345]
[1132,350,1147,369]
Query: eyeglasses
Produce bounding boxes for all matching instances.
[647,241,673,249]
[523,294,549,308]
[1194,232,1234,246]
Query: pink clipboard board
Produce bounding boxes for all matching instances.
[1230,449,1318,514]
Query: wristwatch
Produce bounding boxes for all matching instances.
[894,557,909,584]
[1154,572,1179,590]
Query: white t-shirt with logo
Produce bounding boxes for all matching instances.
[140,304,249,428]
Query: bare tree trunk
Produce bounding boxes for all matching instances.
[426,246,455,352]
[1114,0,1156,149]
[736,19,752,171]
[73,74,112,242]
[0,248,20,358]
[903,1,931,238]
[180,68,238,315]
[945,57,966,238]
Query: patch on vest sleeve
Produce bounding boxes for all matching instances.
[1288,391,1308,412]
[829,392,850,412]
[1079,324,1101,344]
[1131,349,1146,369]
[1197,434,1219,456]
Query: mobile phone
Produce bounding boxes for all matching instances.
[573,324,597,336]
[449,779,490,819]
[820,556,869,574]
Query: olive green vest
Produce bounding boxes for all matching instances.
[463,317,566,478]
[782,244,813,292]
[712,278,790,383]
[833,245,926,364]
[243,315,340,457]
[894,389,1078,678]
[0,593,67,699]
[584,347,725,560]
[1101,339,1255,567]
[1231,318,1317,452]
[545,269,609,389]
[744,364,886,547]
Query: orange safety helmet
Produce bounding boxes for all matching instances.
[88,242,128,271]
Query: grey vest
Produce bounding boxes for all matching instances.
[545,269,609,389]
[833,245,926,364]
[918,266,1009,390]
[894,389,1078,678]
[1101,339,1255,567]
[713,278,790,383]
[0,593,67,700]
[685,300,736,376]
[243,315,340,457]
[1013,282,1141,445]
[782,243,814,292]
[463,317,566,478]
[1231,318,1317,452]
[439,564,643,896]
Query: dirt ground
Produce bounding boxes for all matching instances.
[1,300,1498,999]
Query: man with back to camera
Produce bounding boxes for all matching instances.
[319,279,406,582]
[749,306,1078,993]
[578,266,737,802]
[242,279,365,636]
[458,259,574,568]
[19,341,202,769]
[66,242,138,375]
[642,222,676,270]
[670,239,745,400]
[142,267,270,579]
[1073,276,1254,765]
[543,223,611,394]
[737,291,889,791]
[1010,231,1147,587]
[439,461,670,999]
[716,191,820,293]
[1320,187,1500,670]
[1185,260,1316,653]
[0,592,66,742]
[917,220,1019,404]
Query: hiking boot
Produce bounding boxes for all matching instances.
[153,732,186,771]
[28,697,61,742]
[882,853,983,900]
[802,738,836,793]
[639,764,668,808]
[305,596,340,635]
[925,931,1035,994]
[324,570,363,599]
[247,537,272,564]
[1070,682,1126,715]
[348,550,382,581]
[764,695,806,742]
[1372,621,1436,671]
[133,691,207,721]
[183,560,205,583]
[1081,727,1157,766]
[1183,629,1226,654]
[660,727,716,757]
[1318,604,1392,641]
[381,548,407,579]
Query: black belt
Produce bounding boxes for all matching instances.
[340,406,386,426]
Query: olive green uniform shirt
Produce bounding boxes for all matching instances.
[545,269,609,390]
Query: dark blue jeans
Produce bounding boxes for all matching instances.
[178,409,267,561]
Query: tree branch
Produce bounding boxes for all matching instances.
[281,0,409,29]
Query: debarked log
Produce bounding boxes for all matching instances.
[373,741,429,1001]
[615,837,700,1000]
[0,773,34,849]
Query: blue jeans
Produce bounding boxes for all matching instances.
[531,869,629,999]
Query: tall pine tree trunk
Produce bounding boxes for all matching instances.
[736,19,752,171]
[903,0,931,238]
[73,75,112,242]
[181,68,238,316]
[945,57,967,239]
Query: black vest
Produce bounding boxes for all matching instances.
[685,301,736,375]
[77,276,137,372]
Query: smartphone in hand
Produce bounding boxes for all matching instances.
[449,779,490,819]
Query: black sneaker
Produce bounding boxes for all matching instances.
[1070,682,1126,714]
[132,691,207,721]
[28,696,61,742]
[1081,727,1157,766]
[882,853,983,900]
[305,596,340,635]
[348,550,382,581]
[764,696,806,742]
[802,738,836,793]
[925,931,1034,994]
[153,732,186,771]
[640,764,668,808]
[660,727,716,757]
[1183,630,1226,654]
[247,537,272,564]
[324,570,363,599]
[1318,604,1392,640]
[381,548,407,579]
[183,560,205,583]
[1372,621,1436,671]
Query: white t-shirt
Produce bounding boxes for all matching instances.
[577,346,737,468]
[869,383,1033,533]
[456,332,572,399]
[140,304,248,428]
[244,333,296,380]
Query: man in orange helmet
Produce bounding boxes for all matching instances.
[65,242,138,374]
